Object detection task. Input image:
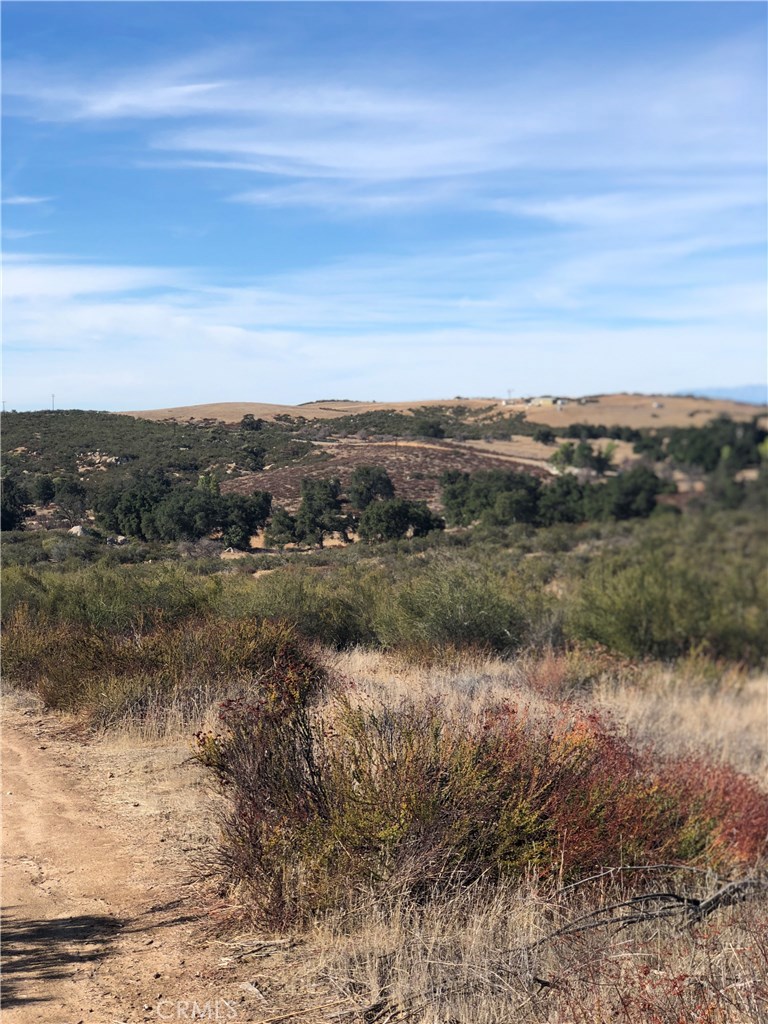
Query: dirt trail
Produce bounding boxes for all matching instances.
[1,699,272,1024]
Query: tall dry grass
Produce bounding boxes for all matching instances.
[215,873,768,1023]
[330,647,768,784]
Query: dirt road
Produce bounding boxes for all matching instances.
[1,699,275,1024]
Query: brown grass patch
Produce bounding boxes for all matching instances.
[122,393,763,429]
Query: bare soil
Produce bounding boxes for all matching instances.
[0,697,281,1024]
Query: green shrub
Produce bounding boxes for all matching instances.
[216,565,379,649]
[569,539,768,663]
[1,563,221,631]
[371,558,547,657]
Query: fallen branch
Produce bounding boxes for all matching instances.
[526,875,767,951]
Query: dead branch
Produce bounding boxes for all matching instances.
[524,875,767,952]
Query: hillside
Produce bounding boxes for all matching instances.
[222,437,555,513]
[3,393,766,552]
[124,392,765,430]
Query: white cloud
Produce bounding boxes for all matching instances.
[495,181,764,230]
[2,262,185,300]
[2,194,52,205]
[1,227,48,240]
[230,178,463,213]
[4,242,764,410]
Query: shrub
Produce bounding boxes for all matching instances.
[1,563,221,632]
[569,540,768,663]
[1,476,31,531]
[371,559,542,658]
[2,600,325,725]
[218,564,380,649]
[198,683,768,929]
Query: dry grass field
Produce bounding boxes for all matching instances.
[124,392,765,430]
[4,593,766,1023]
[122,397,499,424]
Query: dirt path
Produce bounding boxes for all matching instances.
[0,699,277,1024]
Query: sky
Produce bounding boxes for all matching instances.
[2,1,766,412]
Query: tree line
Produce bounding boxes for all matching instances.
[440,467,672,528]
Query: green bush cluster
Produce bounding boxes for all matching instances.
[571,534,768,662]
[1,409,310,481]
[662,415,766,472]
[95,475,271,548]
[441,466,668,528]
[4,502,766,666]
[1,562,222,631]
[0,410,311,535]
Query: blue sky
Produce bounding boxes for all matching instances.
[2,2,766,411]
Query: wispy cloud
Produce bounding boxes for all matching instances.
[1,227,48,240]
[3,261,186,300]
[2,194,52,205]
[229,178,464,213]
[4,240,764,410]
[3,14,764,410]
[6,33,763,190]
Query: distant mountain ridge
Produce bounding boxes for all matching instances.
[675,385,767,405]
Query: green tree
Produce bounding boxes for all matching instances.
[633,434,666,461]
[483,486,538,526]
[440,471,473,526]
[94,474,170,538]
[537,475,586,525]
[358,498,412,542]
[441,469,542,526]
[54,477,88,524]
[358,498,445,542]
[32,475,56,505]
[552,440,612,475]
[348,465,395,509]
[406,501,445,537]
[410,417,445,439]
[533,426,556,445]
[222,492,272,549]
[295,477,344,547]
[197,473,221,495]
[241,444,266,471]
[265,506,298,548]
[148,489,220,541]
[1,476,30,531]
[584,467,664,521]
[550,442,576,470]
[240,414,265,432]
